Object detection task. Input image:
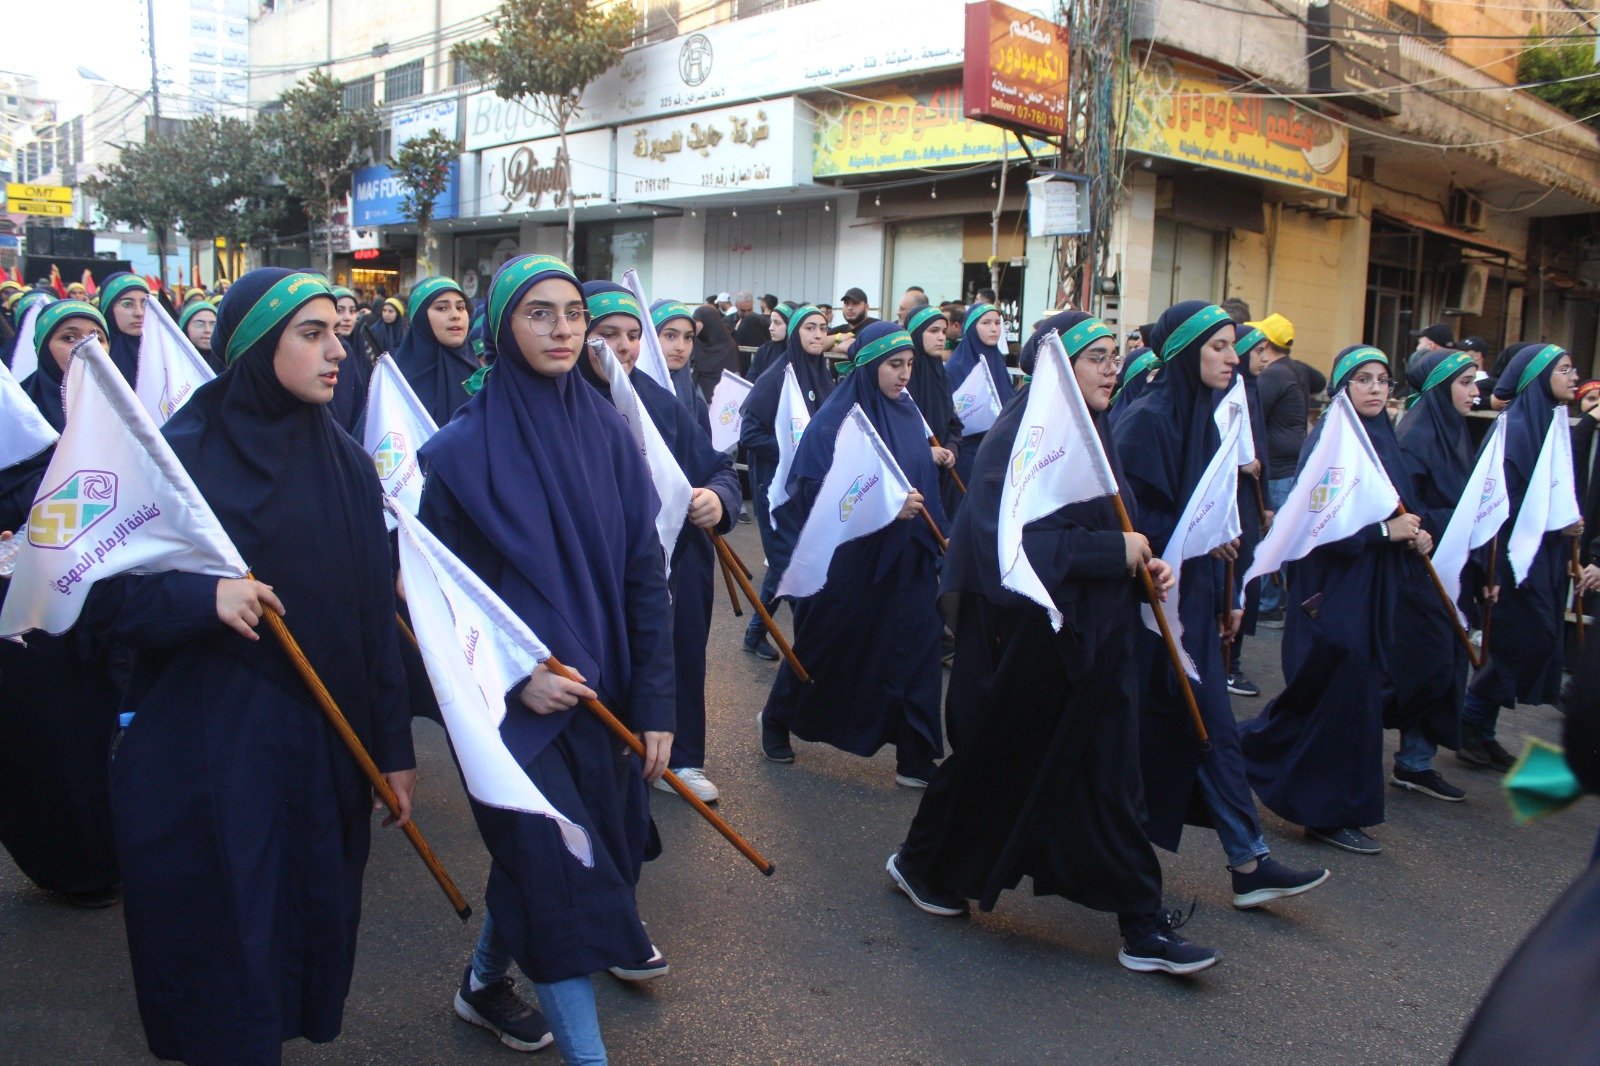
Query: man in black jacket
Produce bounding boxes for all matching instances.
[1251,315,1308,627]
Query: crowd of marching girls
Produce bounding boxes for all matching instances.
[2,255,1599,1066]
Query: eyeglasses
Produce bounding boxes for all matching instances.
[1555,365,1580,377]
[515,307,587,336]
[1078,350,1121,371]
[1348,374,1393,392]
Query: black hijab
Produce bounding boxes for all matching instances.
[392,276,476,428]
[905,305,957,442]
[741,305,836,428]
[97,271,148,385]
[1298,345,1412,506]
[1396,349,1475,502]
[691,304,740,385]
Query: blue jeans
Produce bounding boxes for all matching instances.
[1461,689,1501,743]
[1394,728,1437,773]
[471,911,608,1064]
[1195,762,1270,869]
[1257,476,1296,613]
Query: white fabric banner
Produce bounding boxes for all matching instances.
[361,354,439,528]
[391,503,593,867]
[0,337,246,639]
[9,298,45,384]
[768,363,811,524]
[776,405,911,600]
[708,369,753,453]
[996,332,1120,630]
[951,357,1003,436]
[1507,405,1581,585]
[134,294,217,425]
[1143,402,1244,677]
[620,269,675,391]
[1215,371,1257,466]
[1434,415,1510,623]
[0,355,58,470]
[1243,391,1400,587]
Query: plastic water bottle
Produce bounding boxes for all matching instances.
[0,536,19,578]
[109,712,135,766]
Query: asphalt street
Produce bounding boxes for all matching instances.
[2,518,1594,1064]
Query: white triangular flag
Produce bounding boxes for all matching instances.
[951,357,1003,435]
[776,405,912,600]
[0,336,247,639]
[1243,391,1400,587]
[621,269,674,391]
[0,356,58,469]
[1215,371,1257,466]
[134,295,216,424]
[708,369,753,453]
[997,332,1120,630]
[390,503,593,867]
[362,354,439,527]
[9,298,45,384]
[1142,402,1244,678]
[1434,415,1510,623]
[768,363,811,524]
[1507,405,1581,585]
[589,339,692,574]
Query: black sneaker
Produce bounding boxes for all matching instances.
[742,632,780,661]
[1231,857,1329,909]
[737,508,752,525]
[1226,672,1261,697]
[886,852,968,916]
[1457,734,1493,768]
[1391,766,1466,801]
[758,711,794,763]
[453,967,554,1052]
[1118,908,1218,975]
[1481,738,1516,773]
[608,944,670,982]
[1308,826,1381,854]
[1257,608,1285,629]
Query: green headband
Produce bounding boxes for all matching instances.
[407,276,464,321]
[35,300,107,346]
[224,273,333,366]
[963,303,998,334]
[840,329,913,375]
[1517,344,1567,395]
[463,364,492,396]
[99,274,149,311]
[585,289,643,324]
[330,286,357,303]
[1158,304,1231,363]
[15,290,52,317]
[488,255,579,353]
[651,301,695,330]
[907,306,944,335]
[1063,317,1114,359]
[1332,346,1388,390]
[177,301,216,333]
[1233,327,1267,359]
[1422,351,1476,394]
[1112,349,1159,404]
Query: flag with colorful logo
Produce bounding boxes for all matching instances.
[776,405,912,600]
[768,363,811,524]
[1507,404,1581,585]
[951,357,1003,436]
[708,369,753,452]
[621,269,675,391]
[0,356,58,470]
[134,293,216,425]
[390,502,593,867]
[996,331,1120,630]
[1434,415,1509,623]
[0,337,246,639]
[362,354,439,527]
[1243,391,1399,588]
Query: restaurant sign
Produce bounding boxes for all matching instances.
[962,0,1069,137]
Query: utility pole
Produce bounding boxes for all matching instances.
[146,0,162,133]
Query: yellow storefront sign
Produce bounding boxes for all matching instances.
[1124,58,1349,197]
[6,182,74,216]
[811,83,1051,179]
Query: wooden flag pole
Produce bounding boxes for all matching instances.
[919,504,949,553]
[709,532,744,617]
[1573,538,1587,649]
[542,654,776,876]
[1250,472,1269,526]
[710,532,810,683]
[255,596,471,920]
[717,535,754,580]
[1395,504,1485,668]
[1477,537,1497,667]
[1110,495,1210,748]
[929,434,967,495]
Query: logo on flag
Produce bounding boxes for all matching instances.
[27,471,118,549]
[838,473,880,522]
[1309,468,1345,513]
[719,402,739,426]
[1479,479,1496,509]
[373,431,408,481]
[789,416,805,444]
[1010,427,1043,486]
[954,392,976,416]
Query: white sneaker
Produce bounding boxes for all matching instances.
[655,767,720,803]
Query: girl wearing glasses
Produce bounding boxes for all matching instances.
[96,271,149,384]
[1242,346,1432,856]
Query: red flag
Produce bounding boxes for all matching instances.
[81,270,98,299]
[49,264,67,298]
[144,274,162,293]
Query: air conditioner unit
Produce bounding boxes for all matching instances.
[1448,187,1486,231]
[1445,261,1489,316]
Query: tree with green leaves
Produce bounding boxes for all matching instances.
[1519,32,1600,131]
[169,114,286,286]
[83,134,188,283]
[392,128,460,279]
[452,0,636,260]
[262,71,380,275]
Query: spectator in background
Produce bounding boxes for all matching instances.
[1411,322,1453,359]
[1252,316,1308,628]
[1459,335,1495,410]
[815,302,834,328]
[898,285,930,323]
[1221,297,1252,325]
[827,287,879,354]
[975,287,997,306]
[692,303,742,397]
[760,293,778,315]
[715,292,735,329]
[731,291,770,349]
[1125,325,1144,354]
[1255,311,1326,400]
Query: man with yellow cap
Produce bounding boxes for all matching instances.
[1250,312,1324,626]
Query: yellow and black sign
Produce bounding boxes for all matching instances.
[5,183,73,217]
